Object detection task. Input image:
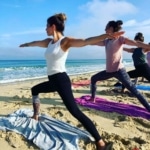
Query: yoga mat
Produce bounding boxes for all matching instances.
[75,95,150,120]
[72,80,90,88]
[136,85,150,91]
[114,82,150,91]
[0,109,94,150]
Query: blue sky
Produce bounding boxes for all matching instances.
[1,0,150,60]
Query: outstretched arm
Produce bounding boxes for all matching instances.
[125,38,150,50]
[62,31,124,50]
[137,41,150,52]
[144,49,150,53]
[19,38,52,48]
[123,47,134,53]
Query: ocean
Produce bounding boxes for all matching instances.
[0,59,133,83]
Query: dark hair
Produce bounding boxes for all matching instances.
[134,32,144,42]
[107,20,123,32]
[47,13,67,34]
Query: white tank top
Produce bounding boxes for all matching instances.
[45,36,68,76]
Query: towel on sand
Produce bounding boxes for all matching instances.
[75,95,150,120]
[0,109,94,150]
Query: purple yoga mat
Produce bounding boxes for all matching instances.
[75,95,150,120]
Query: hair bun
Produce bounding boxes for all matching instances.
[134,32,144,42]
[116,20,123,25]
[56,13,67,22]
[136,32,143,36]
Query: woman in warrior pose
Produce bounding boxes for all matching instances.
[90,20,150,113]
[20,13,123,150]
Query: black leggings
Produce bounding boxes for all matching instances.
[128,63,150,81]
[91,68,150,111]
[31,72,101,142]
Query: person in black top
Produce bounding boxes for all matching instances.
[122,32,150,92]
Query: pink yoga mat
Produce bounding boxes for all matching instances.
[72,80,90,88]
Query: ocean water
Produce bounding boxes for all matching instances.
[0,59,133,83]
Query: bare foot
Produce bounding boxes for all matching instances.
[31,115,39,121]
[121,88,125,93]
[89,97,96,103]
[96,139,105,150]
[96,140,113,150]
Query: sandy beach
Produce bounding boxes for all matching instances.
[0,70,150,150]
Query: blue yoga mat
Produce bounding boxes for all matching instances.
[136,85,150,91]
[114,82,150,91]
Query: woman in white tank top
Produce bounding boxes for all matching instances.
[19,13,123,150]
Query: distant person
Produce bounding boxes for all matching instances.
[140,42,150,83]
[19,13,123,150]
[146,43,150,67]
[122,33,150,91]
[89,20,150,112]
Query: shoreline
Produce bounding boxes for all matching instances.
[0,71,99,85]
[0,65,134,85]
[0,71,98,86]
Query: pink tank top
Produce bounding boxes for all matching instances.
[102,36,126,72]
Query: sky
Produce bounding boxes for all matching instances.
[1,0,150,60]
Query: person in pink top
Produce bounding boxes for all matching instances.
[90,20,150,112]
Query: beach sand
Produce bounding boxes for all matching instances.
[0,70,150,150]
